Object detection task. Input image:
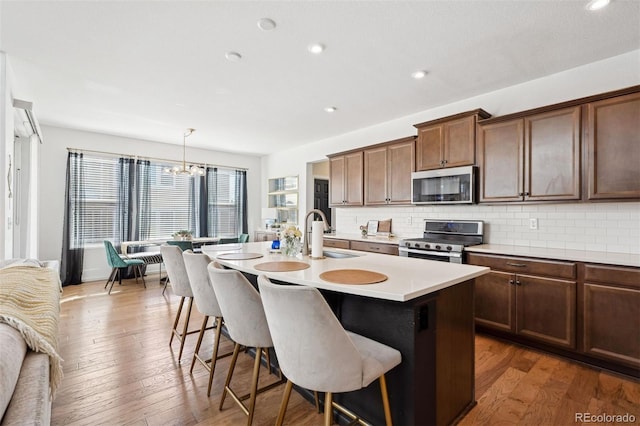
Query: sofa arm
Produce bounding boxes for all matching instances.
[1,352,51,426]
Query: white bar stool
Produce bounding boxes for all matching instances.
[207,263,285,426]
[161,245,199,362]
[182,253,232,396]
[258,275,402,426]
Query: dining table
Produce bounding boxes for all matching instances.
[120,237,221,255]
[120,237,221,284]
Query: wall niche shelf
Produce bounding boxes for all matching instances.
[268,176,299,225]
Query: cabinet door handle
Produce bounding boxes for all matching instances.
[370,246,380,250]
[524,192,530,196]
[506,262,527,267]
[509,279,515,285]
[515,280,521,285]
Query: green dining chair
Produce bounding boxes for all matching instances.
[103,240,146,294]
[167,240,194,251]
[238,234,249,243]
[218,237,239,244]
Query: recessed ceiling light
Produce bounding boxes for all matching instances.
[308,43,325,54]
[412,70,428,79]
[257,18,277,31]
[225,51,242,62]
[324,106,337,113]
[586,0,610,10]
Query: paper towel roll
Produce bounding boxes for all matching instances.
[311,221,324,258]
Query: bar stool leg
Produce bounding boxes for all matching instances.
[220,343,242,410]
[170,297,185,346]
[190,316,209,374]
[324,392,333,426]
[246,346,263,426]
[275,380,294,426]
[380,374,393,426]
[177,297,193,361]
[207,317,224,397]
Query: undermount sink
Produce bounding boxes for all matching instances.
[323,250,361,259]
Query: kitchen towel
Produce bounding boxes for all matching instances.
[311,221,324,258]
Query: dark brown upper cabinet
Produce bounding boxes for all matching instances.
[478,106,581,203]
[329,151,363,207]
[414,109,491,171]
[586,91,640,200]
[364,137,415,205]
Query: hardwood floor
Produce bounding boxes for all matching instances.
[53,275,639,425]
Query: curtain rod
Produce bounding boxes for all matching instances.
[66,147,249,171]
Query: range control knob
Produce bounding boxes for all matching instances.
[435,245,441,250]
[446,246,453,251]
[424,244,430,249]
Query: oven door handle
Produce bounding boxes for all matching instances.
[399,247,462,258]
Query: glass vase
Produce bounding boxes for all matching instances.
[282,238,301,257]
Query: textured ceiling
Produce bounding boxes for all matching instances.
[1,0,639,155]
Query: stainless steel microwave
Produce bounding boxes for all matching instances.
[411,165,476,204]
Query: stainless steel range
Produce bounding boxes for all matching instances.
[399,219,484,264]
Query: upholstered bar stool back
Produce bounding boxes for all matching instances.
[161,245,197,362]
[182,252,231,396]
[207,263,283,425]
[258,276,402,426]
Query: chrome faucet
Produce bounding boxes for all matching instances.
[302,209,331,256]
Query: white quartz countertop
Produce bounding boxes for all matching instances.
[466,244,640,268]
[323,233,401,246]
[203,241,489,302]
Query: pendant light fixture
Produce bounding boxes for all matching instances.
[164,128,205,176]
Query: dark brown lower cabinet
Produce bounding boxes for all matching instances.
[350,240,399,255]
[470,252,640,377]
[516,274,575,349]
[474,270,515,332]
[582,264,640,369]
[472,258,576,349]
[323,238,350,249]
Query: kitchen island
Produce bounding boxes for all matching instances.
[204,242,489,425]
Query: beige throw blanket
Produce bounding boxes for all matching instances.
[0,265,63,396]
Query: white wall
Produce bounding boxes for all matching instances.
[0,52,13,260]
[263,50,640,255]
[39,125,262,281]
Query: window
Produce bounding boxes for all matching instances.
[139,162,198,240]
[67,153,246,247]
[71,156,120,246]
[207,168,245,237]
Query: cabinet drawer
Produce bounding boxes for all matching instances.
[350,241,398,255]
[323,239,350,249]
[467,253,575,280]
[584,264,640,289]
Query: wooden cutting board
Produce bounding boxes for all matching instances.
[319,269,388,285]
[216,252,264,260]
[254,261,310,272]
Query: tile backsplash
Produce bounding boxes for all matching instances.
[335,202,640,254]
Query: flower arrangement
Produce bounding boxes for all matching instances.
[173,229,193,240]
[280,225,302,256]
[359,225,368,237]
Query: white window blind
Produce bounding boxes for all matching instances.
[141,162,198,240]
[73,156,120,246]
[208,168,241,237]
